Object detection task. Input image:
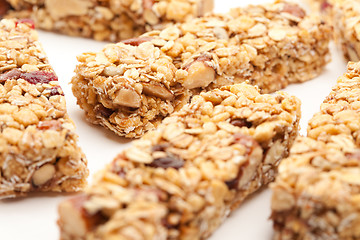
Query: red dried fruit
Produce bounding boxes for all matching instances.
[0,70,58,85]
[16,19,35,29]
[0,69,22,83]
[147,156,184,169]
[282,3,306,19]
[121,37,153,46]
[37,120,62,131]
[21,71,58,84]
[320,0,332,11]
[49,86,64,97]
[230,119,252,128]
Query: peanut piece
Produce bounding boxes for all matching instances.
[32,164,56,186]
[114,88,141,108]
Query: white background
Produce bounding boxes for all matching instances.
[0,0,347,239]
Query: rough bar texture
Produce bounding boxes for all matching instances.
[271,62,360,239]
[307,0,360,61]
[58,83,301,240]
[1,0,213,42]
[0,19,88,199]
[71,1,330,138]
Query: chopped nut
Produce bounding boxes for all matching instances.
[32,164,56,186]
[142,83,174,101]
[264,140,285,165]
[121,37,153,46]
[45,0,93,20]
[183,58,215,89]
[113,88,141,108]
[103,66,123,76]
[282,3,305,19]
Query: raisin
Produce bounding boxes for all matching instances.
[121,37,153,46]
[21,71,58,84]
[16,19,35,29]
[147,156,184,169]
[230,119,252,128]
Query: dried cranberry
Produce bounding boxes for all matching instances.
[37,120,62,131]
[0,69,21,83]
[147,156,184,169]
[320,0,332,11]
[121,37,153,46]
[49,86,64,97]
[21,71,58,84]
[230,119,252,128]
[16,19,35,29]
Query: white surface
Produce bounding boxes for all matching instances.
[0,0,348,239]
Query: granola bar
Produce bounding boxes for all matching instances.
[58,83,301,240]
[271,61,360,239]
[0,18,88,199]
[307,0,360,61]
[1,0,213,42]
[71,1,330,138]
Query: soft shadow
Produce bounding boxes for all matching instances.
[1,191,81,203]
[71,109,132,144]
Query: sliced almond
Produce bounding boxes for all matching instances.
[142,83,174,100]
[114,88,141,108]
